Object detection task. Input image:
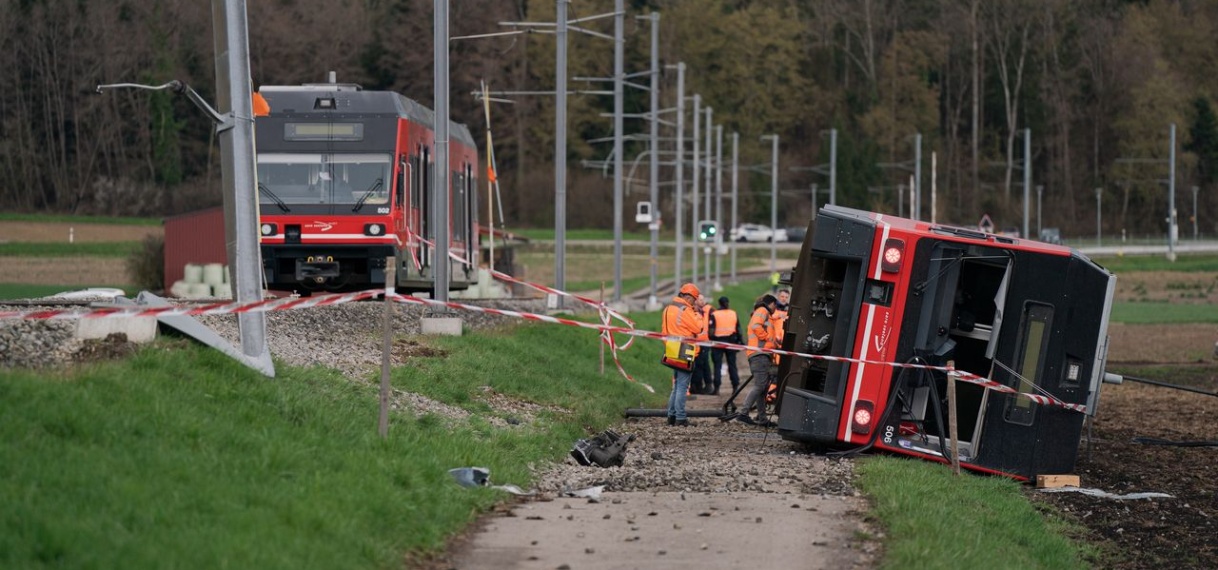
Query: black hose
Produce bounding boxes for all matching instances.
[1131,436,1218,448]
[1119,374,1218,398]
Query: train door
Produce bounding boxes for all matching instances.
[450,161,477,278]
[412,145,431,275]
[395,155,408,237]
[895,240,1013,461]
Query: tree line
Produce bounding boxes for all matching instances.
[3,0,1217,237]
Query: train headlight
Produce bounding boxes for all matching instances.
[881,238,905,273]
[364,223,385,236]
[260,223,277,236]
[851,400,875,435]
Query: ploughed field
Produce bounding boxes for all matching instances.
[1037,324,1218,569]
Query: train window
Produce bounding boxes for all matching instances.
[1004,302,1053,426]
[258,153,390,208]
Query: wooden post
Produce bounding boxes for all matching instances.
[599,281,606,375]
[946,360,960,475]
[378,257,396,438]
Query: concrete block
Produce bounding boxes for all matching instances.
[421,317,463,336]
[75,316,158,343]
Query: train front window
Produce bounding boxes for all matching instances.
[257,153,391,210]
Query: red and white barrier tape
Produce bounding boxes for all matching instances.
[0,290,380,320]
[2,288,1085,413]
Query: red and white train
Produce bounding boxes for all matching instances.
[775,205,1116,480]
[253,76,478,295]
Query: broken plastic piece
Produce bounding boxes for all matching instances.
[448,467,490,488]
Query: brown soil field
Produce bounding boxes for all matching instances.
[0,257,131,286]
[1035,324,1218,569]
[0,221,161,244]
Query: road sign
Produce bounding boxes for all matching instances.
[978,214,994,233]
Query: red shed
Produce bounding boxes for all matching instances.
[162,207,226,294]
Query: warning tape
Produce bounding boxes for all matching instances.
[0,290,380,320]
[0,287,1086,414]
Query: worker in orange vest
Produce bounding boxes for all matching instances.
[737,294,778,427]
[662,283,706,427]
[766,289,790,404]
[689,297,714,395]
[708,296,742,393]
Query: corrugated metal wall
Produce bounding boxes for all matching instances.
[162,207,226,293]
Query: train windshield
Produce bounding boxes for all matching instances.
[257,153,391,211]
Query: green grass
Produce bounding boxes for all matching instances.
[0,242,141,258]
[1092,253,1218,273]
[0,284,132,301]
[0,213,160,225]
[1110,301,1218,323]
[0,320,668,569]
[856,457,1093,570]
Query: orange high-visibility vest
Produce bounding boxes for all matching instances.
[746,307,773,358]
[697,304,712,341]
[711,308,738,338]
[662,297,703,358]
[770,307,788,363]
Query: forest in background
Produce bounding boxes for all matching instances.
[3,0,1218,237]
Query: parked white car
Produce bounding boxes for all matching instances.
[729,223,788,243]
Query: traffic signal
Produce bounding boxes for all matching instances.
[698,220,719,242]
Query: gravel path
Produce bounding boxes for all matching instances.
[437,400,877,570]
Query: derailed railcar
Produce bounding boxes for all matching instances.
[253,75,478,295]
[774,205,1116,480]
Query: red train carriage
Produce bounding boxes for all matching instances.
[254,77,478,295]
[775,205,1116,480]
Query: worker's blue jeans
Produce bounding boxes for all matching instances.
[667,368,693,421]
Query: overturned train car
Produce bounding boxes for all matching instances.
[774,205,1116,480]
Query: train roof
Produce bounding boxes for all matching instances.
[820,204,1078,257]
[257,83,475,147]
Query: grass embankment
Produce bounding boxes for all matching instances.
[857,458,1092,569]
[0,320,669,569]
[0,242,141,258]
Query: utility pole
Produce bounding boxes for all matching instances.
[1169,123,1177,261]
[829,128,838,206]
[1036,184,1043,237]
[691,94,701,290]
[611,0,623,301]
[1193,185,1200,240]
[1096,187,1102,247]
[554,0,568,303]
[433,0,451,303]
[1022,128,1031,240]
[212,0,272,376]
[714,124,723,292]
[671,63,685,292]
[645,12,660,309]
[703,106,713,292]
[914,132,923,220]
[730,132,739,285]
[762,134,779,273]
